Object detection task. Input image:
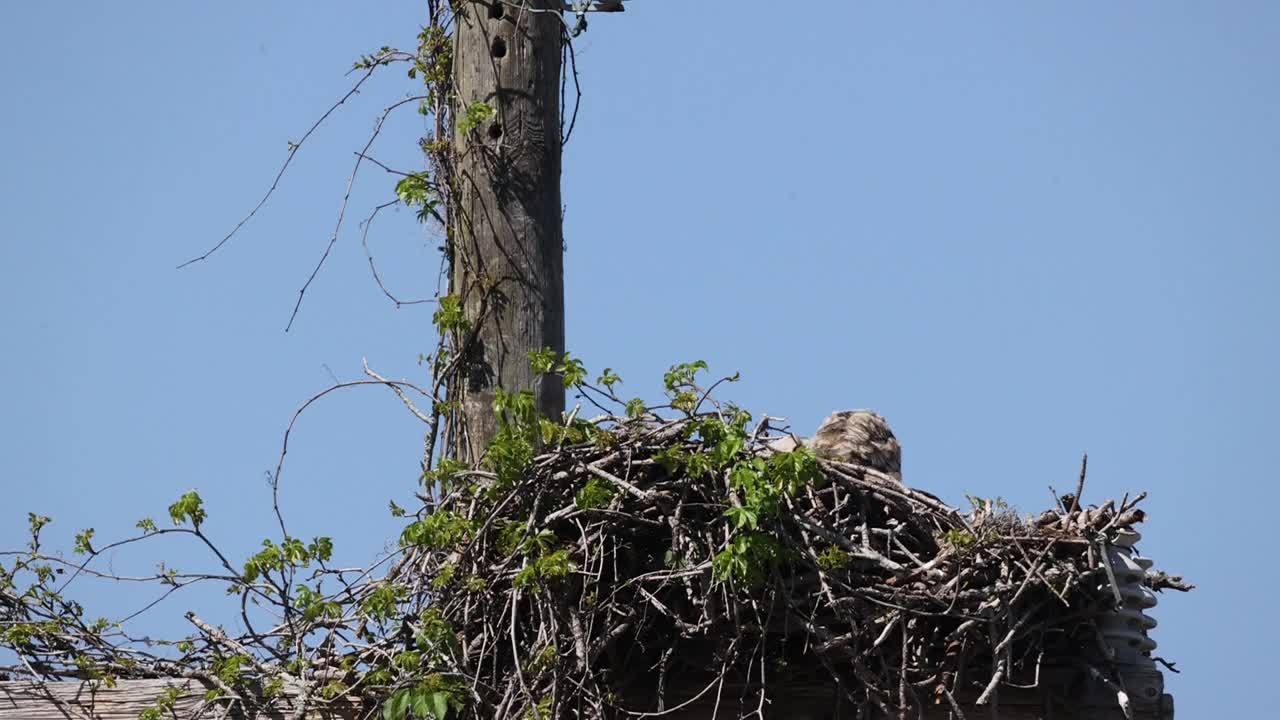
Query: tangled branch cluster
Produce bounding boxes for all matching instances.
[389,392,1186,719]
[1,363,1189,720]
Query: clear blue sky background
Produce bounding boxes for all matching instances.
[2,1,1276,715]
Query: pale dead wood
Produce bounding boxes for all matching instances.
[0,678,360,719]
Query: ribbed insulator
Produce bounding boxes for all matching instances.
[1100,529,1159,666]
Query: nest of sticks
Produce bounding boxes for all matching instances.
[399,410,1186,719]
[1,407,1191,720]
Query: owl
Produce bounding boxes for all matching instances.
[807,410,902,482]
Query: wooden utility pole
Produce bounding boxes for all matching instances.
[450,0,567,460]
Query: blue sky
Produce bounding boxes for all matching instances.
[2,1,1276,715]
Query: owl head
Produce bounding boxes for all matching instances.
[807,409,902,482]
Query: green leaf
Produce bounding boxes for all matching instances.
[556,353,587,388]
[493,387,535,423]
[394,172,434,209]
[360,583,405,621]
[414,609,462,661]
[400,511,473,549]
[73,528,95,555]
[575,477,616,510]
[671,390,698,413]
[624,398,646,419]
[486,423,535,488]
[309,536,334,562]
[242,539,285,583]
[724,505,757,531]
[596,368,621,390]
[521,529,556,556]
[27,512,51,539]
[663,360,708,392]
[942,528,977,553]
[817,545,850,570]
[527,347,557,374]
[281,536,310,566]
[431,562,456,590]
[712,434,745,469]
[384,688,408,720]
[457,101,496,134]
[432,295,468,332]
[713,531,781,587]
[766,445,821,495]
[423,457,467,492]
[168,491,206,528]
[429,691,450,720]
[410,692,429,718]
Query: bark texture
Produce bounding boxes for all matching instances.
[451,0,566,461]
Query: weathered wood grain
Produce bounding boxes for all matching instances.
[452,0,567,460]
[0,678,360,719]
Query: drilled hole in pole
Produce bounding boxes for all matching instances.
[488,2,504,20]
[491,37,507,58]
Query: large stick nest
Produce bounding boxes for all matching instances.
[1,404,1190,720]
[394,409,1182,718]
